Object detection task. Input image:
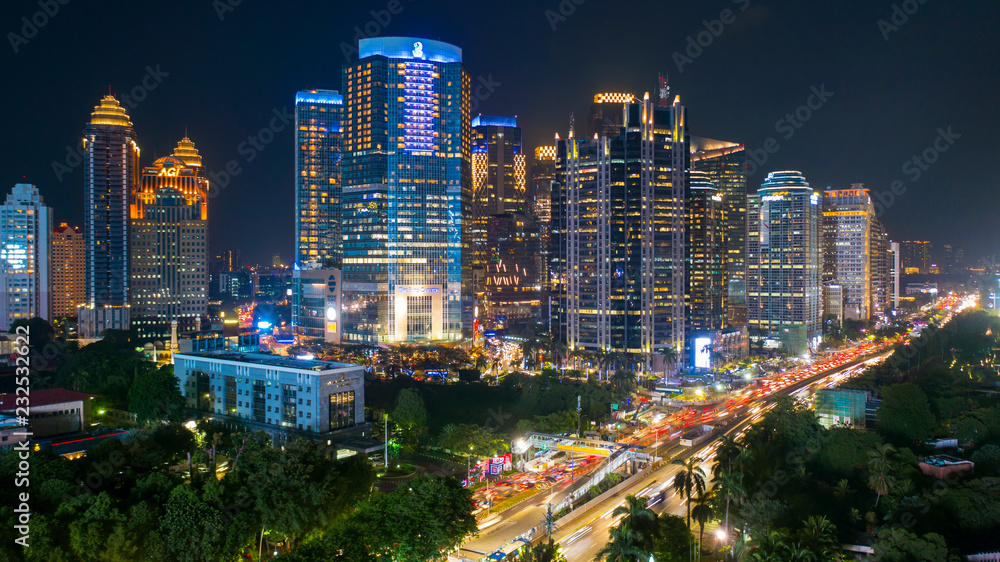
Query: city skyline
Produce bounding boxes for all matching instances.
[2,1,997,265]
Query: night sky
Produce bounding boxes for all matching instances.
[2,0,997,265]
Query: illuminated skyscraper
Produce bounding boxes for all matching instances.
[294,90,343,269]
[554,92,688,372]
[686,171,725,333]
[900,241,932,274]
[822,186,873,321]
[532,145,555,322]
[870,218,893,318]
[746,171,822,354]
[51,223,84,318]
[129,138,209,338]
[470,115,536,329]
[340,37,471,343]
[81,95,140,337]
[0,184,52,330]
[690,138,747,325]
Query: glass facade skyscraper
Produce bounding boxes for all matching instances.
[340,37,471,343]
[81,95,140,337]
[0,184,52,330]
[690,138,747,326]
[746,171,822,354]
[295,90,343,269]
[686,171,725,333]
[554,93,688,372]
[822,186,873,321]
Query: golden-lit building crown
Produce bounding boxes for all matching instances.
[534,145,556,161]
[593,92,636,104]
[172,136,203,167]
[90,95,133,127]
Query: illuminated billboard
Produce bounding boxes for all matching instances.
[693,337,712,369]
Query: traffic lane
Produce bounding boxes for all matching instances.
[554,357,879,560]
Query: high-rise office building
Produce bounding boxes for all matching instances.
[470,115,536,329]
[294,90,343,269]
[51,223,84,318]
[340,37,471,343]
[532,145,555,323]
[0,184,52,330]
[129,139,209,339]
[900,241,932,274]
[686,171,725,333]
[822,186,873,321]
[890,241,901,310]
[484,214,541,330]
[746,171,822,354]
[587,92,638,138]
[870,218,893,317]
[691,138,747,326]
[554,92,688,372]
[81,95,140,337]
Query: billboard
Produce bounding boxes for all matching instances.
[693,336,712,369]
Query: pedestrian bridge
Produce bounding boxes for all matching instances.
[522,432,657,511]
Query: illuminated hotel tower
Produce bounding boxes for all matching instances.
[340,37,471,343]
[294,90,343,269]
[0,184,52,330]
[129,138,209,338]
[81,95,140,338]
[554,92,689,373]
[51,223,84,318]
[746,171,822,354]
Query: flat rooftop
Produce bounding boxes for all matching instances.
[175,352,361,372]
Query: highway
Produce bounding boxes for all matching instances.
[552,352,890,561]
[459,347,891,561]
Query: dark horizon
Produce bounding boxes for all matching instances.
[3,0,998,265]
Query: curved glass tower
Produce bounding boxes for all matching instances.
[341,37,471,343]
[746,171,822,353]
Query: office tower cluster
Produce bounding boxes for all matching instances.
[279,35,912,368]
[0,94,216,339]
[551,92,689,372]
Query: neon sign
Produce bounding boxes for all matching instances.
[157,167,180,177]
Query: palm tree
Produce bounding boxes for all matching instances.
[691,493,714,554]
[519,539,568,562]
[868,443,896,507]
[714,435,741,476]
[596,495,658,561]
[672,457,707,529]
[800,515,839,559]
[661,346,679,381]
[596,524,650,562]
[833,478,852,500]
[711,469,745,538]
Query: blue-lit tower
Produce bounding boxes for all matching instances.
[340,37,471,343]
[294,89,343,269]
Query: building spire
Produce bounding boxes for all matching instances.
[568,112,575,139]
[658,73,670,106]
